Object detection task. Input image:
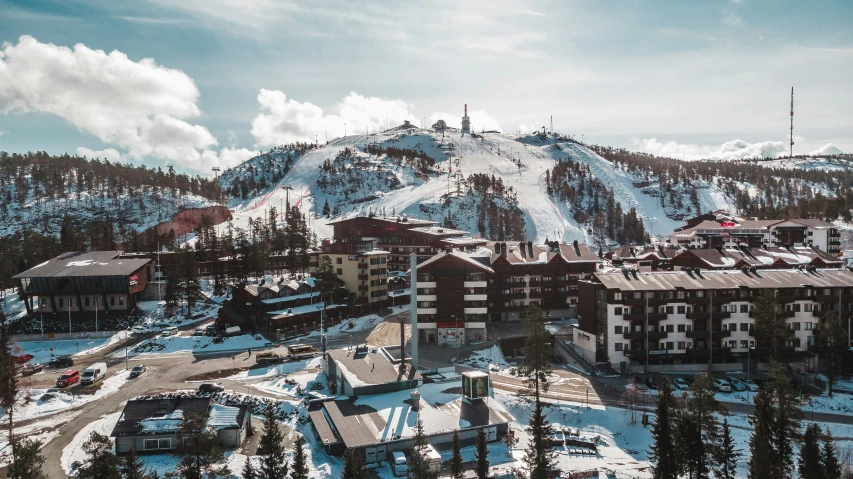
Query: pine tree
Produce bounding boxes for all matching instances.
[173,413,231,479]
[751,290,794,359]
[648,378,678,479]
[684,372,726,477]
[769,360,803,477]
[823,428,842,479]
[0,311,21,473]
[715,418,739,479]
[259,406,288,479]
[475,427,490,479]
[322,199,331,216]
[450,431,464,479]
[519,304,555,479]
[120,447,159,479]
[799,423,824,479]
[748,386,775,479]
[823,312,848,398]
[407,414,437,479]
[242,457,257,479]
[8,438,49,479]
[76,431,121,479]
[291,436,309,479]
[341,450,358,479]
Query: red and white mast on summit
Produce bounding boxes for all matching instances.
[789,87,794,159]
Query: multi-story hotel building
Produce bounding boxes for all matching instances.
[414,240,602,345]
[310,239,389,306]
[668,217,841,254]
[577,267,853,373]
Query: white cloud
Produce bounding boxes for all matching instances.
[0,36,246,173]
[721,9,743,26]
[635,137,789,161]
[251,90,421,146]
[76,147,123,162]
[809,143,845,156]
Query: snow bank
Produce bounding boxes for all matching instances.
[121,334,270,358]
[60,411,122,474]
[7,369,131,422]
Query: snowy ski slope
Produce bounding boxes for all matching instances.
[227,130,738,243]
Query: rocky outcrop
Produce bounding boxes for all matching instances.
[147,206,231,238]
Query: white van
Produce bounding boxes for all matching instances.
[421,444,441,474]
[80,362,107,385]
[391,451,407,477]
[161,326,179,337]
[224,326,242,336]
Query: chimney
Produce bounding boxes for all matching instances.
[411,390,421,411]
[410,253,418,371]
[527,241,533,258]
[464,104,468,116]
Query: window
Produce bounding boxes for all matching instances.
[614,292,622,301]
[614,326,623,334]
[740,323,749,331]
[336,258,342,264]
[792,304,801,312]
[144,439,171,450]
[678,324,686,333]
[58,298,64,307]
[805,303,813,312]
[615,343,623,351]
[791,322,801,331]
[805,322,813,330]
[740,340,749,349]
[85,297,90,307]
[677,341,686,350]
[728,340,737,348]
[665,324,674,333]
[666,306,674,314]
[740,304,749,313]
[666,342,674,350]
[677,306,686,314]
[614,307,623,316]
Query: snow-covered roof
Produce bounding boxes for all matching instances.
[416,250,495,274]
[206,404,242,430]
[14,251,151,279]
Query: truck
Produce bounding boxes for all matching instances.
[256,352,285,364]
[287,343,318,360]
[80,362,107,386]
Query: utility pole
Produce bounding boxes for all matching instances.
[789,87,795,159]
[282,185,293,220]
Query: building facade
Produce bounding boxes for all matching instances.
[578,268,853,373]
[311,239,389,305]
[669,218,841,254]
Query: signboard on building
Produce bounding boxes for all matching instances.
[461,371,489,400]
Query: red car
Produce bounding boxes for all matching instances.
[56,370,80,387]
[14,354,34,365]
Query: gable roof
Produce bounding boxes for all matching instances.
[111,397,212,437]
[13,251,151,279]
[595,268,853,292]
[416,250,495,274]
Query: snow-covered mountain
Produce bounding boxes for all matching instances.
[220,128,850,247]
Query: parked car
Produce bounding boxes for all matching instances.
[129,364,147,378]
[673,378,689,390]
[56,370,80,387]
[645,375,658,390]
[199,382,224,393]
[80,362,107,386]
[130,325,151,335]
[256,352,285,364]
[20,363,44,376]
[192,328,205,336]
[205,325,218,336]
[160,326,179,336]
[49,356,74,368]
[725,376,747,391]
[743,379,759,392]
[391,451,408,477]
[713,379,732,392]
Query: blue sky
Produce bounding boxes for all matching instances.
[1,0,851,174]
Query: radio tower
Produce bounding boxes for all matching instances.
[789,87,794,159]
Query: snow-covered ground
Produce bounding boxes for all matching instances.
[12,337,110,364]
[5,369,132,422]
[119,333,270,358]
[60,411,122,474]
[1,288,28,321]
[135,300,220,328]
[252,371,329,399]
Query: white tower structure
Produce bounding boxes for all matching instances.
[461,104,471,134]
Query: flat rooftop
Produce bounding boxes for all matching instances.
[311,382,512,448]
[328,347,421,387]
[14,251,151,279]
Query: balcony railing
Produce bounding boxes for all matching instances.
[686,347,732,357]
[686,311,731,321]
[505,292,527,299]
[624,348,669,358]
[622,298,647,306]
[686,330,732,339]
[623,330,668,341]
[357,274,368,281]
[623,312,667,322]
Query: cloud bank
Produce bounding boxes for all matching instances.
[635,137,790,161]
[0,36,252,172]
[809,143,845,156]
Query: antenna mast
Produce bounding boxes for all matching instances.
[789,86,794,159]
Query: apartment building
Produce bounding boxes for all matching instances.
[329,215,486,272]
[414,240,602,345]
[311,239,389,305]
[671,246,843,270]
[577,267,853,373]
[668,217,841,254]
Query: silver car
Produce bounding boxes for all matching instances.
[713,379,732,392]
[725,376,747,391]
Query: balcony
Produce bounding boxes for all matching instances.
[778,310,796,319]
[686,347,732,357]
[623,312,666,322]
[528,280,542,287]
[358,274,368,281]
[686,311,731,321]
[815,294,838,302]
[623,330,668,341]
[529,291,543,299]
[686,297,710,305]
[357,263,367,270]
[358,285,368,292]
[624,348,669,358]
[686,329,732,339]
[622,297,647,306]
[505,292,527,299]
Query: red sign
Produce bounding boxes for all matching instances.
[438,321,464,329]
[720,222,735,227]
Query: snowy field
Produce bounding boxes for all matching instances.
[12,337,110,364]
[120,333,271,358]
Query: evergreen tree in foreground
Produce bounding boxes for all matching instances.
[823,428,842,479]
[715,417,739,479]
[242,457,257,479]
[648,378,678,479]
[259,406,288,479]
[76,431,121,479]
[407,414,437,479]
[748,385,775,479]
[799,423,824,479]
[475,427,490,479]
[519,304,555,479]
[291,436,309,479]
[120,447,159,479]
[8,438,49,479]
[450,431,464,479]
[173,413,230,479]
